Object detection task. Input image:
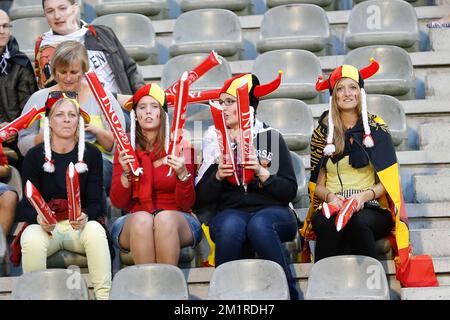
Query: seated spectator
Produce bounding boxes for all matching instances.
[36,0,143,99]
[0,9,38,169]
[109,84,202,266]
[0,142,18,235]
[19,95,111,300]
[18,40,125,195]
[300,60,397,263]
[195,73,300,300]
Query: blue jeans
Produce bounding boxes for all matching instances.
[209,206,299,300]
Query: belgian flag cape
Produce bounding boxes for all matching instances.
[300,111,438,287]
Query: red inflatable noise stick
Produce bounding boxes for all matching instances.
[66,162,81,223]
[85,70,143,177]
[335,198,358,232]
[0,105,45,142]
[25,180,57,225]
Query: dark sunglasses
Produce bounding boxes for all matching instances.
[45,91,79,115]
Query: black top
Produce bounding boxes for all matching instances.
[195,129,297,215]
[17,142,104,224]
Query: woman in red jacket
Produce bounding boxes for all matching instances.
[109,83,201,266]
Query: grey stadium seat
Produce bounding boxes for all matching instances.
[179,0,250,13]
[252,49,322,102]
[257,98,313,151]
[306,255,390,300]
[5,165,23,201]
[345,0,420,51]
[11,269,89,300]
[267,0,335,10]
[92,13,157,63]
[207,259,290,300]
[257,4,331,55]
[0,226,7,276]
[344,45,415,100]
[289,151,308,209]
[94,0,167,17]
[366,94,407,147]
[46,250,89,272]
[110,264,189,300]
[9,0,43,20]
[169,9,242,58]
[161,53,232,91]
[11,17,49,61]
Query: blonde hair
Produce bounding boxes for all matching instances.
[51,40,89,76]
[330,78,362,155]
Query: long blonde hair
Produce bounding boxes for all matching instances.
[330,78,362,155]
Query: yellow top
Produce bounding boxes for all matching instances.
[325,155,375,193]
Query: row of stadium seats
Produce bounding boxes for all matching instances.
[10,1,423,63]
[9,257,391,300]
[8,0,434,21]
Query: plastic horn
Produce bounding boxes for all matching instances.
[167,71,189,176]
[0,105,45,142]
[25,180,57,225]
[85,70,143,176]
[66,162,81,223]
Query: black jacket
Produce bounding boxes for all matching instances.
[17,142,104,224]
[0,36,37,122]
[195,128,297,220]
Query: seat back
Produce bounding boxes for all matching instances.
[9,0,43,20]
[5,166,23,201]
[365,94,407,146]
[258,4,330,53]
[252,49,322,101]
[161,53,231,91]
[257,98,313,150]
[110,264,189,300]
[0,225,7,276]
[266,0,334,9]
[11,269,89,300]
[306,255,390,300]
[94,0,167,16]
[11,17,49,61]
[344,45,415,98]
[345,0,419,49]
[170,9,242,57]
[207,259,290,300]
[92,13,156,62]
[289,151,308,207]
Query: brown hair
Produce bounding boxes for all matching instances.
[135,105,167,156]
[330,78,362,155]
[51,40,89,76]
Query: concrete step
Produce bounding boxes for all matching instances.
[429,28,450,52]
[401,286,450,300]
[414,174,450,202]
[419,123,450,151]
[410,229,450,257]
